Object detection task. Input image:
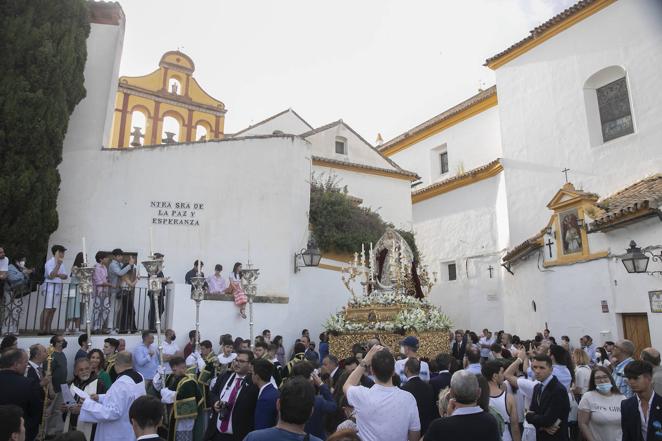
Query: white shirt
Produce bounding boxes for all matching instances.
[347,383,420,441]
[218,352,237,365]
[161,340,180,374]
[465,363,482,375]
[0,257,8,272]
[395,358,430,383]
[136,436,160,441]
[578,391,624,441]
[479,336,496,358]
[216,373,246,435]
[27,360,42,378]
[44,257,68,294]
[452,405,483,416]
[637,392,655,441]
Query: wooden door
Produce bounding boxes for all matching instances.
[622,313,651,358]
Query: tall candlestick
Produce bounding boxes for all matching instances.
[82,236,87,266]
[354,252,359,268]
[197,257,201,276]
[149,227,154,257]
[360,244,366,268]
[369,243,374,283]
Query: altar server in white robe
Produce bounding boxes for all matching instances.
[79,351,146,441]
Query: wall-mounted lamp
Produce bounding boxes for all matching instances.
[294,239,322,273]
[620,240,652,274]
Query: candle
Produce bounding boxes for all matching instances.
[354,252,359,268]
[369,243,374,282]
[82,237,87,266]
[149,227,154,258]
[248,238,251,262]
[197,257,201,276]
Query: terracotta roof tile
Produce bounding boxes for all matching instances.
[412,159,502,197]
[312,155,418,180]
[502,232,544,263]
[485,0,611,67]
[379,86,497,152]
[590,174,662,230]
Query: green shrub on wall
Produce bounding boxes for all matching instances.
[309,175,418,258]
[0,0,90,270]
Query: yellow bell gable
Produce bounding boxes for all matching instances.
[109,51,226,148]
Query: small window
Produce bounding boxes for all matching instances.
[448,263,457,281]
[335,137,347,155]
[442,261,457,281]
[597,77,634,142]
[440,152,449,175]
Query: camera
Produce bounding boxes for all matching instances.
[218,401,233,420]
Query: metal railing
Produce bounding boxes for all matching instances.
[0,281,171,336]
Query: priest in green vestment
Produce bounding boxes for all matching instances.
[154,356,204,441]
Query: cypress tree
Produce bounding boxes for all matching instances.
[0,0,90,271]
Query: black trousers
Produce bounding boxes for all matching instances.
[117,289,136,332]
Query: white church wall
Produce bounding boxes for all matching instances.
[495,0,662,245]
[502,254,618,347]
[389,106,502,187]
[64,21,124,151]
[52,135,311,295]
[413,175,504,331]
[235,109,312,136]
[313,165,413,230]
[306,123,394,170]
[502,215,662,349]
[597,217,662,349]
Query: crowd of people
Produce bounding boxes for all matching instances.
[0,326,660,441]
[0,244,253,337]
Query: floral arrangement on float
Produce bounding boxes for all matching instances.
[325,229,453,357]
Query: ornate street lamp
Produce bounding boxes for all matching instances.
[142,255,165,367]
[621,241,650,274]
[240,264,260,347]
[294,239,322,273]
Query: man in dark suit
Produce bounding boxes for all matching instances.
[129,395,166,441]
[424,370,499,440]
[430,353,452,408]
[401,358,436,434]
[251,358,279,430]
[525,354,570,441]
[451,330,467,363]
[206,350,258,441]
[26,344,48,390]
[0,349,43,441]
[322,354,343,392]
[621,360,662,441]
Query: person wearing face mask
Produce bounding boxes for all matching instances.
[46,335,69,437]
[161,329,181,375]
[577,366,624,441]
[63,357,107,440]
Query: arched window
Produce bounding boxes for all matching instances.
[162,115,181,144]
[168,78,182,95]
[584,66,634,146]
[195,124,208,141]
[129,110,147,147]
